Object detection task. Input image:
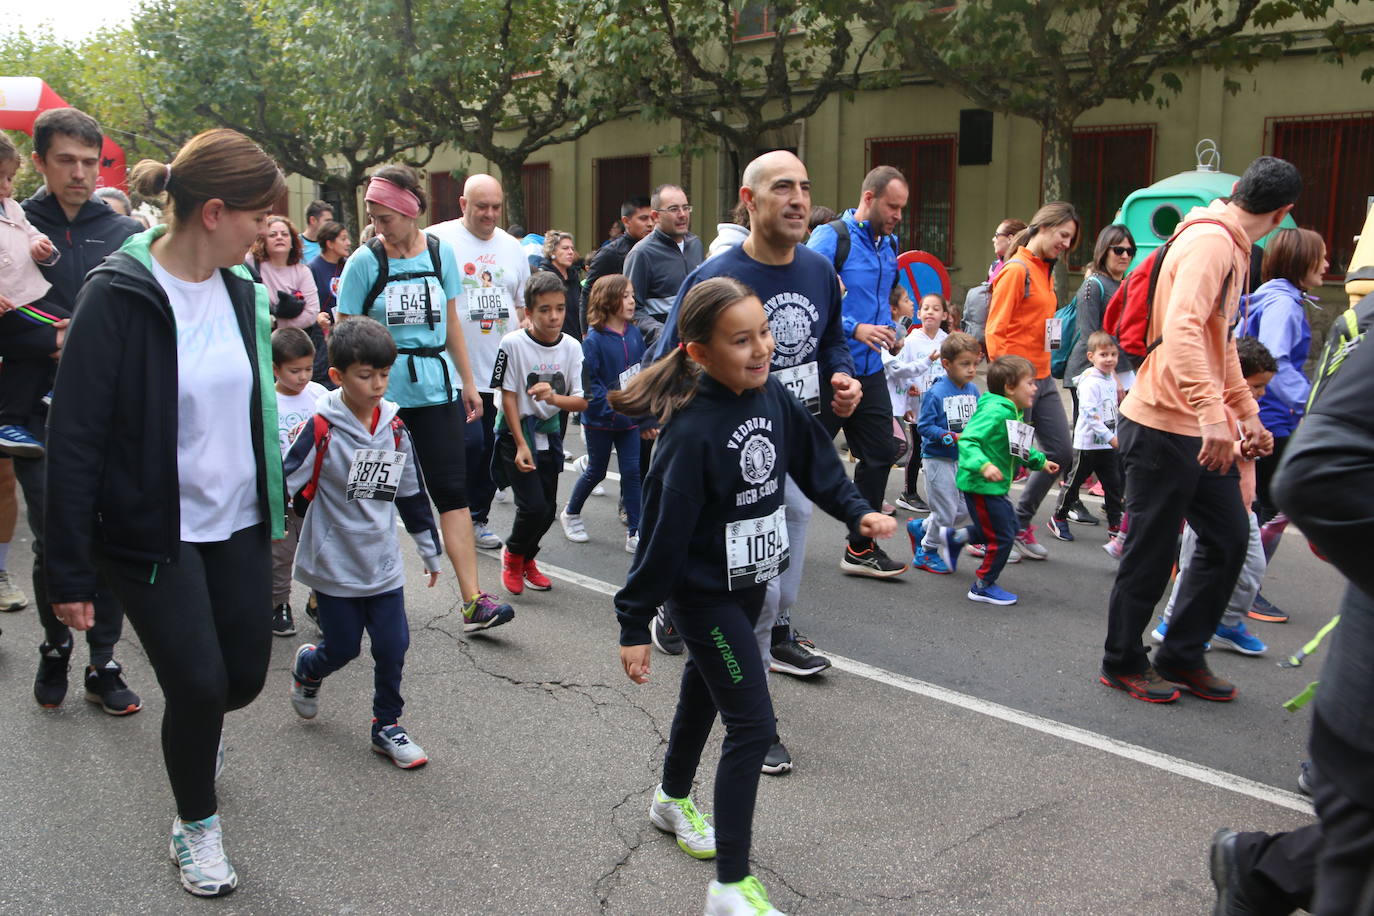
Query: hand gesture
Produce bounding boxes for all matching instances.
[858,512,897,540]
[1043,460,1060,475]
[425,569,441,587]
[30,236,54,261]
[527,382,556,404]
[620,644,651,684]
[515,443,535,472]
[854,323,897,353]
[829,372,862,418]
[981,463,1004,482]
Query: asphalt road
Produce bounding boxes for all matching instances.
[0,443,1327,915]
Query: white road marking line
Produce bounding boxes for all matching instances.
[484,554,1313,814]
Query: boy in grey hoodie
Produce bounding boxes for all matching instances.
[282,318,443,769]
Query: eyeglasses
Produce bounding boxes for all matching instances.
[1110,246,1136,257]
[655,205,693,216]
[993,231,1015,238]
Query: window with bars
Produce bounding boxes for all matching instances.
[734,2,778,40]
[1068,125,1154,270]
[1268,111,1374,278]
[867,134,956,264]
[522,162,551,236]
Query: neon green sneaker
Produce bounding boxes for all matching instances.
[704,875,785,915]
[648,784,715,858]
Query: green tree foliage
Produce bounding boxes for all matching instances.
[337,0,622,227]
[578,0,881,187]
[134,0,438,231]
[859,0,1372,281]
[0,25,180,200]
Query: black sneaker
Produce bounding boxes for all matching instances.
[34,640,72,708]
[1209,827,1265,916]
[84,660,142,715]
[305,591,319,627]
[895,492,930,513]
[839,544,908,578]
[272,603,296,637]
[762,737,792,775]
[769,632,831,677]
[1066,501,1100,525]
[650,607,684,655]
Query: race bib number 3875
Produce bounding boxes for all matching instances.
[725,506,790,590]
[347,449,406,502]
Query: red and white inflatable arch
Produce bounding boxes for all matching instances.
[0,76,127,190]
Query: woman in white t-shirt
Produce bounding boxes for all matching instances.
[45,129,287,899]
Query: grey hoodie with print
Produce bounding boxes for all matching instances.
[283,388,442,597]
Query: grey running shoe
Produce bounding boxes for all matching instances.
[371,723,428,769]
[473,521,503,550]
[290,644,321,719]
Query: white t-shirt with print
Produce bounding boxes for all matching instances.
[275,381,329,454]
[150,257,262,543]
[491,328,584,429]
[425,221,529,393]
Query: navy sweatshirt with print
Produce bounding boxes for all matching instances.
[615,374,872,646]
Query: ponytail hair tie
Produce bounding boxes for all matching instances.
[677,341,686,350]
[164,163,173,191]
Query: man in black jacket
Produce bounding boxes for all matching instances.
[623,184,704,348]
[1209,290,1374,915]
[18,107,143,714]
[579,196,653,319]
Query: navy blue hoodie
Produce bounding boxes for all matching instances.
[581,322,646,430]
[22,187,143,309]
[615,374,871,646]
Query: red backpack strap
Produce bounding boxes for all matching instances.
[300,414,332,503]
[389,415,405,450]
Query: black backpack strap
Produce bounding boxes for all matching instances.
[829,219,850,273]
[426,234,444,290]
[361,237,390,318]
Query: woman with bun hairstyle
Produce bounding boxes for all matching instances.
[44,129,287,897]
[984,201,1080,560]
[334,164,515,632]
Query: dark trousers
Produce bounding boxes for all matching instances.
[497,433,562,559]
[661,585,775,885]
[300,587,409,726]
[904,423,923,496]
[962,492,1018,584]
[1054,447,1124,527]
[0,298,65,429]
[98,524,271,821]
[12,434,123,665]
[1232,760,1374,915]
[464,392,499,524]
[1014,377,1073,529]
[1253,433,1290,524]
[1102,418,1248,675]
[567,426,642,532]
[820,370,895,550]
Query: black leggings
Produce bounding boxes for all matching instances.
[99,524,272,821]
[661,585,775,884]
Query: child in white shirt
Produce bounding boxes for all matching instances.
[1050,331,1123,542]
[893,293,950,511]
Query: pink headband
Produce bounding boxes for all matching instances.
[365,177,420,219]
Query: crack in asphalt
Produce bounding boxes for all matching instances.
[931,797,1062,859]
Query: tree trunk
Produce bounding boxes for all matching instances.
[488,152,529,230]
[1039,113,1075,303]
[335,176,364,237]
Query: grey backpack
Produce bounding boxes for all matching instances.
[961,281,992,341]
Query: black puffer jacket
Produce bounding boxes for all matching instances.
[21,187,143,309]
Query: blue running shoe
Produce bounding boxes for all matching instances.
[968,580,1017,605]
[1046,516,1074,542]
[906,518,925,560]
[917,546,951,575]
[1212,621,1266,656]
[1151,618,1212,651]
[0,424,43,458]
[937,526,964,573]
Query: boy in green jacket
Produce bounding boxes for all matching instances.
[937,355,1060,605]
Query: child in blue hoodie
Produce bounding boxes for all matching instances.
[908,332,981,575]
[561,273,645,554]
[282,317,443,769]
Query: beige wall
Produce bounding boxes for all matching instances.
[292,49,1367,312]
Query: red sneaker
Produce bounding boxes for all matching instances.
[501,548,525,595]
[523,557,552,591]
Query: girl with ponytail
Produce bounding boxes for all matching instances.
[611,276,895,916]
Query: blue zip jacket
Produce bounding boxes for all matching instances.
[581,322,646,430]
[806,208,901,377]
[917,376,981,460]
[1240,278,1311,437]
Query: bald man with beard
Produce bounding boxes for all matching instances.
[651,151,862,776]
[427,174,531,550]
